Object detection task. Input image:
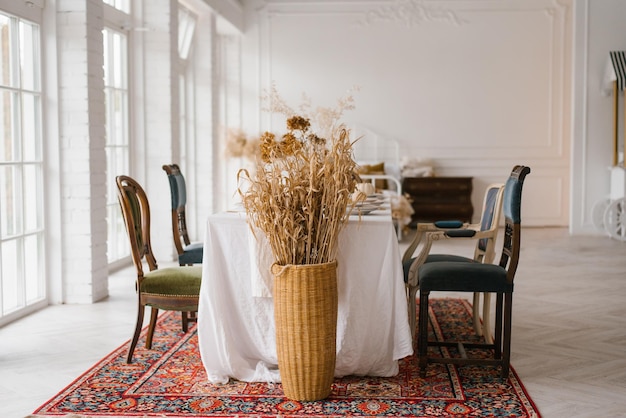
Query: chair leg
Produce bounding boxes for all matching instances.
[417,291,430,377]
[472,292,483,336]
[127,304,145,364]
[145,307,159,349]
[501,292,513,378]
[482,292,493,344]
[493,293,504,359]
[181,311,189,333]
[408,285,419,343]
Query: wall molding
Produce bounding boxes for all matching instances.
[354,0,467,27]
[252,0,572,226]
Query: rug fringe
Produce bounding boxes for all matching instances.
[26,415,172,418]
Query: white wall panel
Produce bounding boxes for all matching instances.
[242,0,572,226]
[571,0,626,236]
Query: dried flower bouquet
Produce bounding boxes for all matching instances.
[239,114,358,266]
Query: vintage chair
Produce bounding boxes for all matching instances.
[162,164,203,265]
[402,182,506,342]
[116,175,202,363]
[415,165,530,378]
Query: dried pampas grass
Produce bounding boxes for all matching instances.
[238,117,358,266]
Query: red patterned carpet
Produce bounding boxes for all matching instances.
[32,299,540,417]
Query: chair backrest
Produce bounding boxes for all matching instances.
[499,165,531,282]
[474,183,506,263]
[116,175,158,278]
[162,164,190,255]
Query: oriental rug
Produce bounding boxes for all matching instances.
[32,298,540,417]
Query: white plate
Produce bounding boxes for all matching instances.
[363,197,385,204]
[351,193,385,203]
[347,204,380,215]
[355,199,384,207]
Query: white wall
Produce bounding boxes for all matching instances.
[238,0,573,227]
[571,0,626,235]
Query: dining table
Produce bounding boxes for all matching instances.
[197,200,413,384]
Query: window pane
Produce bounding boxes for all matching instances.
[107,203,129,261]
[0,14,16,88]
[0,165,21,237]
[103,27,129,264]
[22,93,41,161]
[112,90,127,145]
[24,233,43,303]
[106,143,130,262]
[2,238,21,313]
[106,146,129,191]
[105,147,115,202]
[103,0,130,14]
[103,29,127,88]
[178,5,196,60]
[112,32,126,88]
[19,20,40,92]
[104,88,128,147]
[23,163,41,231]
[0,90,20,162]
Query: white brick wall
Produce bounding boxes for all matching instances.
[57,0,108,303]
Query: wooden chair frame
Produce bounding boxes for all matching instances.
[116,175,200,363]
[416,165,530,378]
[162,164,203,265]
[403,183,506,342]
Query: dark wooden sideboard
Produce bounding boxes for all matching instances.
[402,177,474,226]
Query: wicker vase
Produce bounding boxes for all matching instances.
[271,260,338,401]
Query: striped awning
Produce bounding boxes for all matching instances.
[603,51,626,95]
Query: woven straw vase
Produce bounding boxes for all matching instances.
[271,260,338,401]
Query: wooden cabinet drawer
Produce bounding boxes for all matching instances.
[403,177,472,194]
[402,177,474,224]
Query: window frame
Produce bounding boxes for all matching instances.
[0,3,46,326]
[102,3,132,269]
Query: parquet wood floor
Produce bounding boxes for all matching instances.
[1,227,625,417]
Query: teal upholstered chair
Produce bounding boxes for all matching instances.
[415,165,530,378]
[162,164,203,265]
[402,182,506,343]
[116,175,202,363]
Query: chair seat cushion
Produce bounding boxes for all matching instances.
[141,265,202,296]
[426,254,474,263]
[403,254,475,283]
[179,242,204,264]
[418,261,512,293]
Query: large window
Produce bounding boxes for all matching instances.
[178,4,197,167]
[0,11,44,323]
[103,0,130,14]
[103,27,130,265]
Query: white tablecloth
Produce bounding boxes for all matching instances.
[197,207,413,384]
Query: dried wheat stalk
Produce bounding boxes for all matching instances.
[238,118,358,266]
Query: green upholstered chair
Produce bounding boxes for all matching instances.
[402,182,506,343]
[162,164,203,265]
[414,165,530,378]
[116,175,202,363]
